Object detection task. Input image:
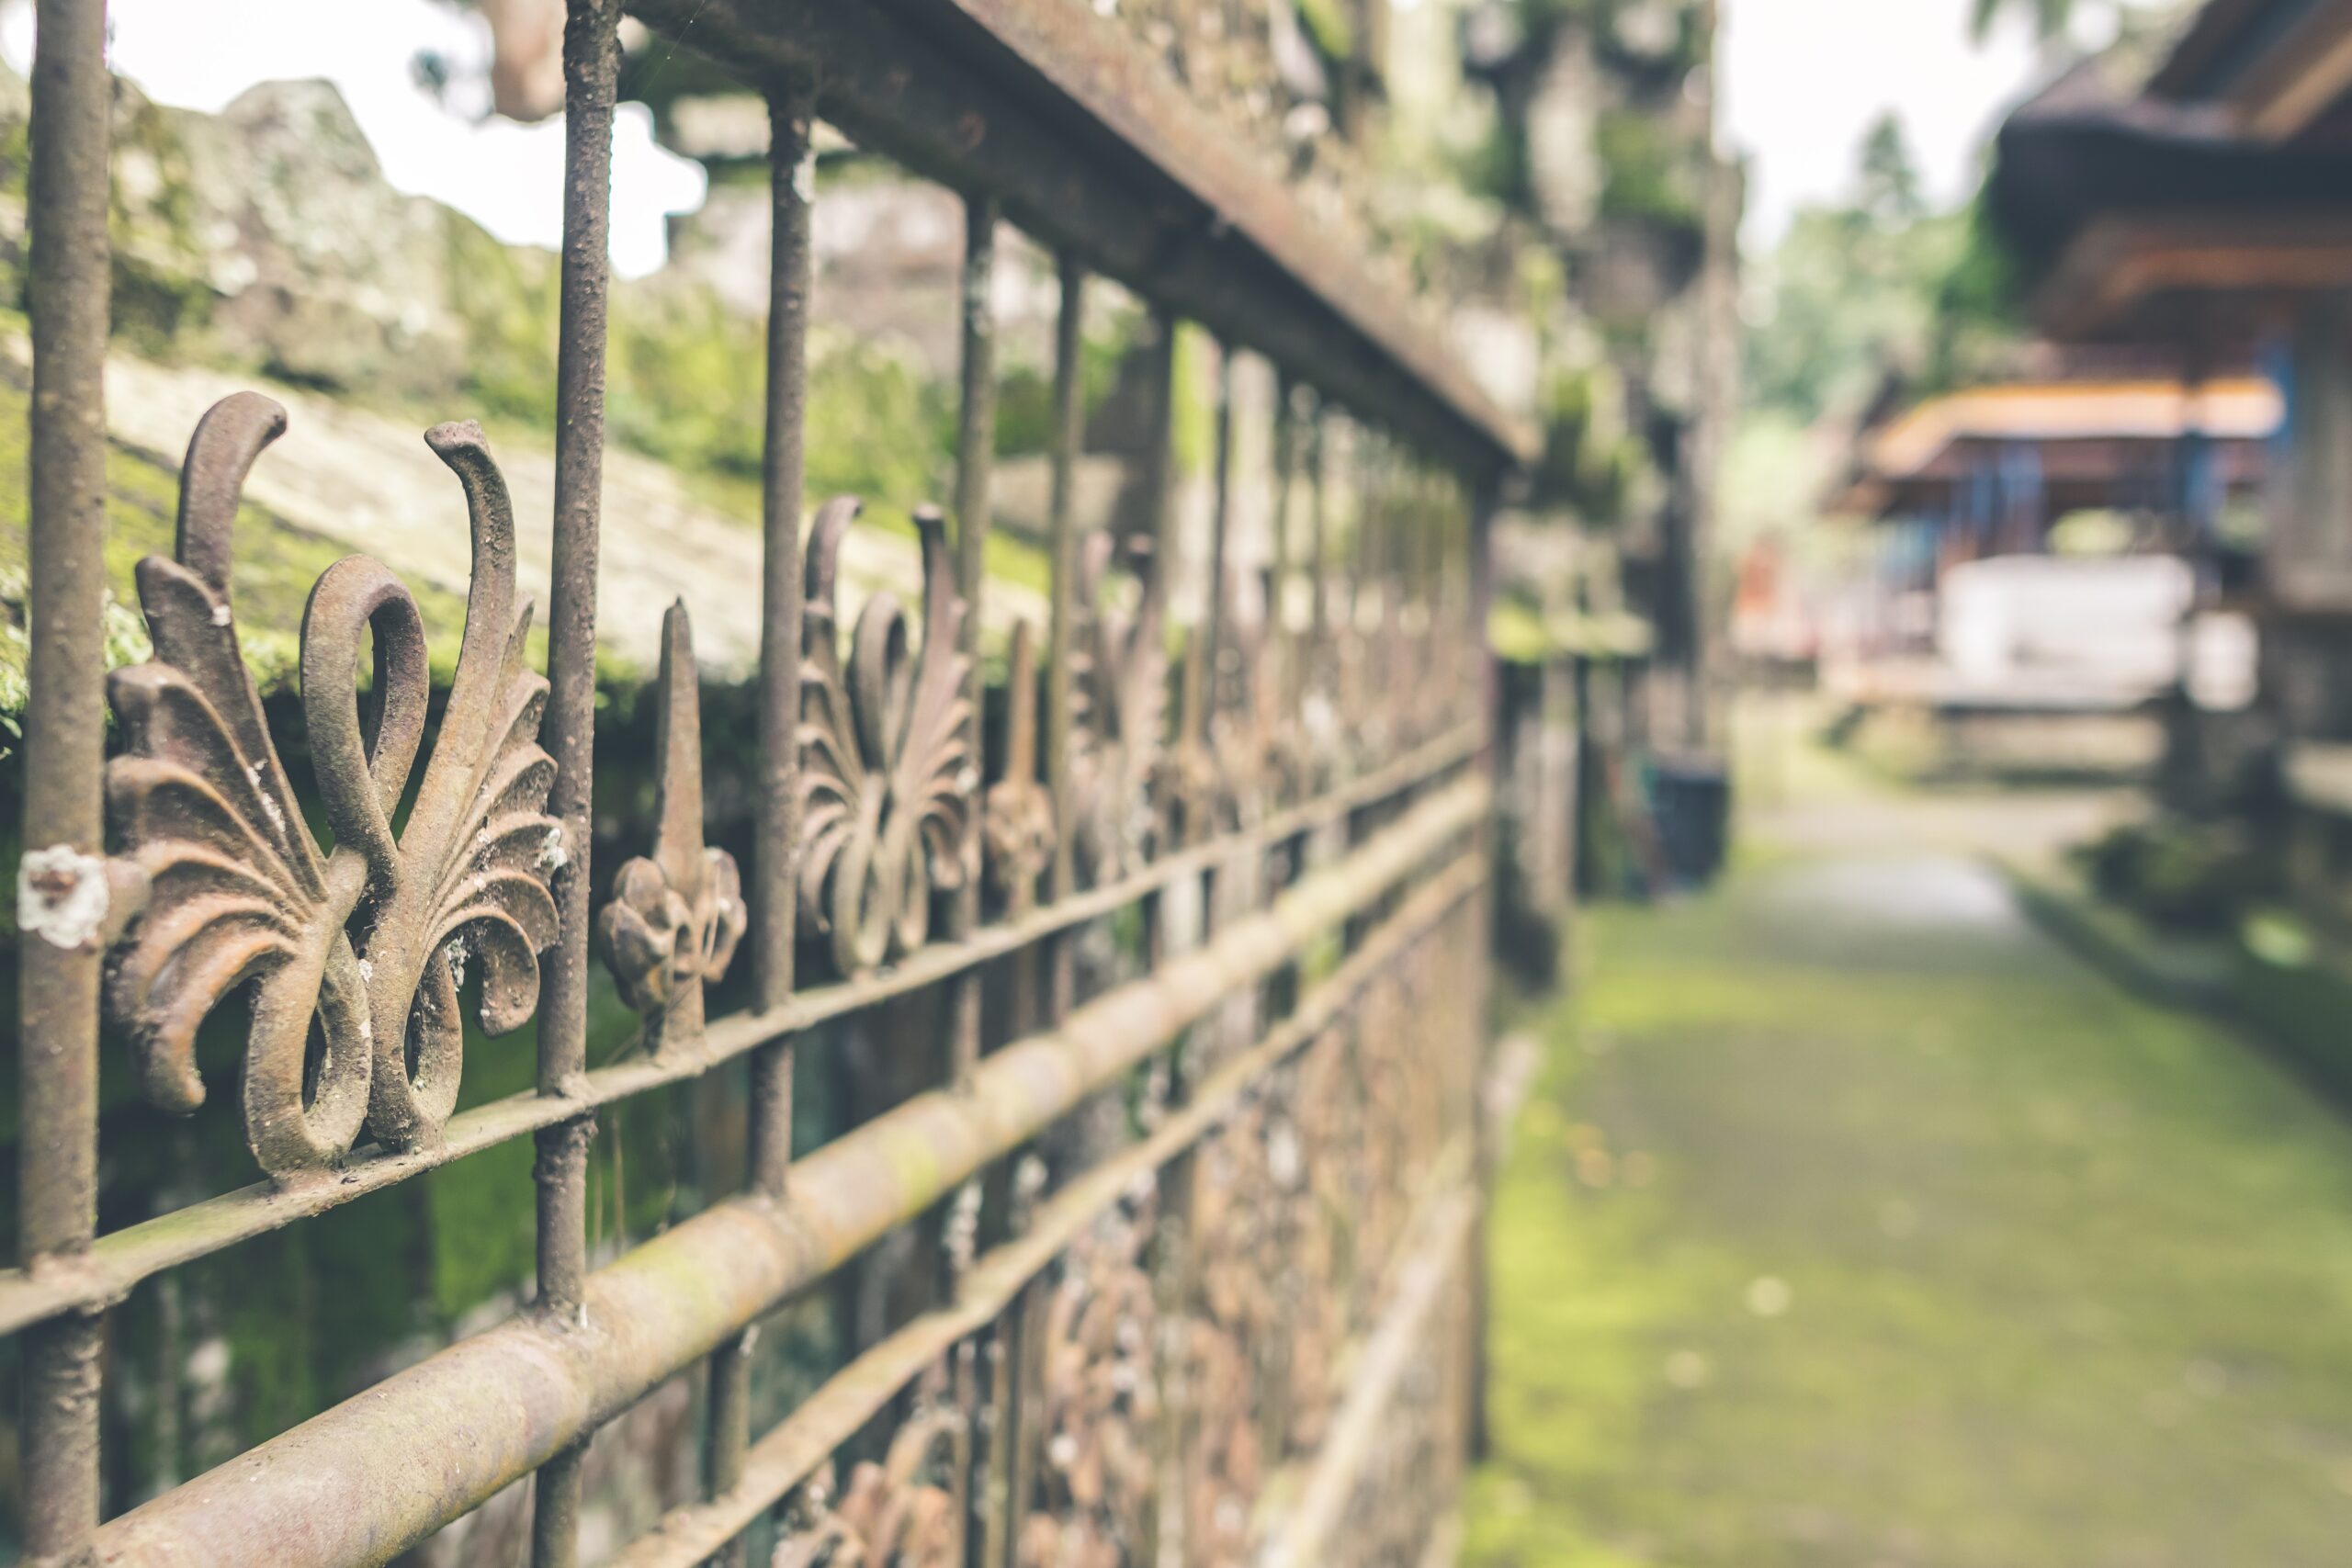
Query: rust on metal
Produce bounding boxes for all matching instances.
[19,2,112,1559]
[948,191,999,1093]
[105,395,561,1175]
[626,0,1536,475]
[91,787,1484,1566]
[797,499,974,976]
[597,603,748,1053]
[582,862,1484,1568]
[982,620,1054,915]
[750,78,817,1201]
[0,726,1479,1342]
[13,1,1513,1561]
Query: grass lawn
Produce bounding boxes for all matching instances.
[1464,841,2352,1565]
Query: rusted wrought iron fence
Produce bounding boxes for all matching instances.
[9,1,1532,1563]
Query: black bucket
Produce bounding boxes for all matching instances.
[1646,753,1731,888]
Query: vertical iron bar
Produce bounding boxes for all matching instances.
[19,2,110,1562]
[1306,400,1329,715]
[1201,343,1233,752]
[1272,373,1298,727]
[750,78,815,1190]
[700,81,818,1568]
[1136,310,1180,976]
[531,6,621,1563]
[1142,309,1179,636]
[949,194,997,1091]
[1042,254,1085,1020]
[947,192,998,1562]
[703,1326,753,1541]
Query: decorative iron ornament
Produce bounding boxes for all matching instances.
[1244,568,1310,818]
[982,619,1055,915]
[1022,1183,1160,1567]
[798,498,975,977]
[1068,535,1167,888]
[596,601,745,1055]
[1152,688,1223,853]
[1182,1080,1298,1568]
[1283,1022,1356,1454]
[103,391,561,1176]
[774,1398,966,1568]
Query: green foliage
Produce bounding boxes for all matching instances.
[1971,0,2081,41]
[1595,111,1702,231]
[1294,0,1356,61]
[2077,817,2270,934]
[994,311,1132,458]
[1743,118,2025,425]
[1532,364,1645,523]
[1857,111,1924,223]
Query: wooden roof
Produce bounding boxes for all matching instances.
[1830,376,2279,517]
[1986,1,2352,342]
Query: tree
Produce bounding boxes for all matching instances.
[1967,0,2102,43]
[1857,113,1924,225]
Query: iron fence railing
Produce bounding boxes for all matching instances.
[9,2,1526,1564]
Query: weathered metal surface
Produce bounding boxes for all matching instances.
[600,857,1486,1568]
[0,727,1479,1342]
[622,0,1535,476]
[983,620,1055,912]
[17,3,1509,1561]
[104,395,562,1175]
[596,603,747,1050]
[751,75,814,1115]
[89,789,1485,1566]
[532,9,622,1558]
[19,2,113,1562]
[797,500,974,976]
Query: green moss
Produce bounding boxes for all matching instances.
[0,364,475,725]
[1467,849,2352,1564]
[1171,321,1215,480]
[1594,110,1703,233]
[1294,0,1356,60]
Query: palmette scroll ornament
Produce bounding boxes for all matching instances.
[103,391,561,1176]
[772,1403,965,1568]
[596,600,745,1054]
[798,498,974,977]
[1023,1188,1159,1568]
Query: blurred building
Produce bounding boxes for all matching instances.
[1988,0,2352,818]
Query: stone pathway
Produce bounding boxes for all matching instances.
[1465,786,2352,1566]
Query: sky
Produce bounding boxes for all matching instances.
[1720,0,2143,249]
[5,0,2143,274]
[0,0,707,278]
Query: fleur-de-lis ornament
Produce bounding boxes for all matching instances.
[1069,535,1166,886]
[1156,616,1226,850]
[104,392,561,1176]
[982,619,1055,916]
[1023,1193,1159,1565]
[596,601,745,1055]
[798,498,974,977]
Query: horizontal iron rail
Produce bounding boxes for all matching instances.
[623,0,1535,477]
[91,773,1488,1568]
[606,856,1487,1568]
[0,727,1477,1341]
